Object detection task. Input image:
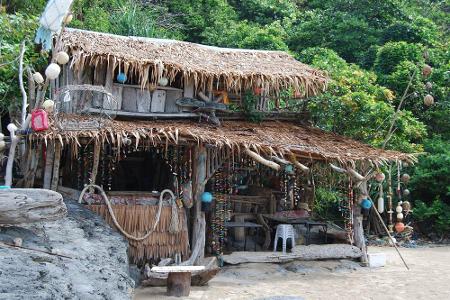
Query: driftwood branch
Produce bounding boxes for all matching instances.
[0,188,67,224]
[245,149,280,171]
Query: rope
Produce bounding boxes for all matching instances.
[78,184,178,241]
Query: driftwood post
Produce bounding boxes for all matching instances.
[183,145,207,265]
[43,142,55,189]
[50,143,62,190]
[166,272,191,297]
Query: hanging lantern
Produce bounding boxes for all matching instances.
[395,222,405,233]
[116,72,127,84]
[42,99,55,112]
[397,212,404,220]
[375,172,385,182]
[401,173,410,183]
[361,198,372,210]
[201,192,213,203]
[45,63,61,80]
[55,51,70,65]
[31,109,49,132]
[424,94,434,106]
[35,0,74,50]
[158,77,169,86]
[395,205,403,213]
[32,72,44,84]
[377,197,385,213]
[422,64,432,77]
[403,189,410,196]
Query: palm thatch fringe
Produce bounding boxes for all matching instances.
[88,205,189,264]
[59,28,328,97]
[30,115,417,165]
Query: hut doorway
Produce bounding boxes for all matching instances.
[111,148,173,192]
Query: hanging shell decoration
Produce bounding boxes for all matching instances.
[397,212,404,220]
[375,172,386,182]
[424,94,434,106]
[422,64,432,77]
[32,72,45,84]
[401,173,410,183]
[425,82,433,90]
[396,205,403,213]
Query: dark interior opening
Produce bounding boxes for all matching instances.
[111,149,173,191]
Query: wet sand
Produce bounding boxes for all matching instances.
[134,246,450,300]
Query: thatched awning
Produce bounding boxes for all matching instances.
[32,117,415,165]
[60,28,328,97]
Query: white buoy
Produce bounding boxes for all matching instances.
[45,63,61,80]
[55,51,70,65]
[158,77,169,86]
[377,197,385,213]
[42,99,55,112]
[32,72,44,84]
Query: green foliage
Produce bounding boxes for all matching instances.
[381,17,440,46]
[373,42,424,75]
[242,91,263,123]
[0,13,45,113]
[413,200,450,236]
[229,0,298,25]
[71,0,183,39]
[409,137,450,205]
[289,10,379,62]
[299,47,426,152]
[313,187,342,221]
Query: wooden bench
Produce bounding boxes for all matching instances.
[151,266,205,297]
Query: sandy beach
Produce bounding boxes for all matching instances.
[135,246,450,300]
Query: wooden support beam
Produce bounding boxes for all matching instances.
[43,142,55,189]
[50,143,62,191]
[90,140,101,184]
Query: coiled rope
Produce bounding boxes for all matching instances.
[78,184,180,241]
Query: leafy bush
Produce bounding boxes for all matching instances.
[413,199,450,237]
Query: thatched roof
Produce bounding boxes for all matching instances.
[60,28,328,97]
[32,116,415,165]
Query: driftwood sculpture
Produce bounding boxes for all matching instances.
[0,188,67,225]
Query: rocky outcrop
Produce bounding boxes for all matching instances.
[0,199,134,300]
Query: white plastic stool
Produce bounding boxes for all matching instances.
[273,224,295,253]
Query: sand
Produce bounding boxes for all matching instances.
[134,246,450,300]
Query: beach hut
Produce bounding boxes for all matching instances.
[25,28,416,267]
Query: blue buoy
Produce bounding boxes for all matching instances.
[285,164,294,174]
[116,72,127,83]
[361,198,372,209]
[201,192,213,203]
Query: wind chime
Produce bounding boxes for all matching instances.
[395,164,411,233]
[211,162,232,256]
[339,177,354,243]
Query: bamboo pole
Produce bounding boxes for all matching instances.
[370,199,410,270]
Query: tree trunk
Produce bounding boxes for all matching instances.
[166,272,191,297]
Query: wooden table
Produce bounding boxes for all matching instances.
[224,221,263,251]
[151,266,205,297]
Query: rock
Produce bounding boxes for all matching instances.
[0,199,134,299]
